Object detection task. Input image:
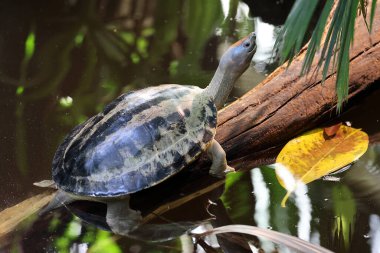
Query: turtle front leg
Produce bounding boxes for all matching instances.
[106,196,142,235]
[207,139,235,178]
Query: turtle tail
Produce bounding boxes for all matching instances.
[39,190,75,216]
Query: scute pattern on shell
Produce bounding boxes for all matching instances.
[52,84,217,197]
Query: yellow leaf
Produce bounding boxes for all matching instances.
[275,125,369,207]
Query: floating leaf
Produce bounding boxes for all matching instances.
[275,125,368,207]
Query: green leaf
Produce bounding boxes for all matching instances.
[141,27,155,37]
[335,0,358,110]
[65,219,81,239]
[320,0,344,83]
[59,96,73,108]
[130,53,140,64]
[302,0,334,75]
[276,0,319,64]
[16,86,24,95]
[55,237,70,253]
[74,31,85,46]
[332,185,356,250]
[169,60,179,76]
[370,0,378,32]
[221,172,253,222]
[120,32,135,45]
[137,37,149,57]
[25,30,36,60]
[94,30,127,63]
[279,0,373,111]
[359,0,370,31]
[48,215,61,232]
[89,230,122,253]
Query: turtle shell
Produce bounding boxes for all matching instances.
[52,84,217,197]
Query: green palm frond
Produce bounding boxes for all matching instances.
[277,0,377,111]
[371,0,378,31]
[275,0,319,65]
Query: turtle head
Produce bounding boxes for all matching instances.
[205,32,256,109]
[219,32,256,78]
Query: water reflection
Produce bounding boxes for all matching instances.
[343,144,380,214]
[71,200,202,243]
[4,142,380,252]
[252,18,279,73]
[243,139,380,252]
[294,184,311,242]
[251,168,275,252]
[19,178,261,252]
[251,167,314,252]
[369,215,380,253]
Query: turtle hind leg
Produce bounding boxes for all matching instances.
[207,139,235,178]
[106,196,142,235]
[39,190,75,216]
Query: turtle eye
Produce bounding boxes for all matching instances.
[243,42,251,48]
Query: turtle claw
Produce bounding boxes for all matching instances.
[33,180,57,189]
[209,165,234,179]
[225,166,235,174]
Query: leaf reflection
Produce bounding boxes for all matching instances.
[332,185,356,251]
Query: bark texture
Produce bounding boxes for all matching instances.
[215,2,380,169]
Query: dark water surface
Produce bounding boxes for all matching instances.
[1,0,380,252]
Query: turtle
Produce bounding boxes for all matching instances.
[35,32,256,233]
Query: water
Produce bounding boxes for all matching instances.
[1,0,379,252]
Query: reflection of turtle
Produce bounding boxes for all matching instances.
[35,33,256,233]
[68,201,202,242]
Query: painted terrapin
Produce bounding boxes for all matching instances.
[36,32,256,233]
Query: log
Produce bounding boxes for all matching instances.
[0,191,55,246]
[216,2,380,169]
